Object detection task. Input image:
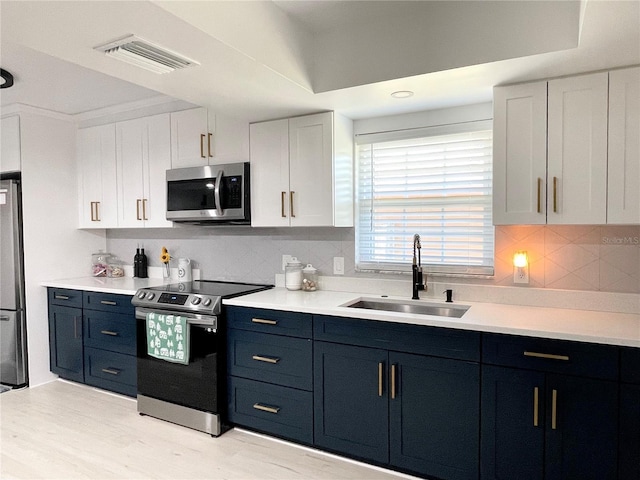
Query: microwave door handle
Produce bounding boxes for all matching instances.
[214,170,223,217]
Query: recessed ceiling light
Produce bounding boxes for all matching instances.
[391,90,414,98]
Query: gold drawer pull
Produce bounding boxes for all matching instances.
[524,351,570,361]
[100,300,118,306]
[251,318,277,325]
[54,295,70,300]
[253,403,280,414]
[101,368,120,376]
[551,389,558,430]
[252,355,280,364]
[100,330,119,336]
[533,387,539,427]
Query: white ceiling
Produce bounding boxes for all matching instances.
[1,0,638,123]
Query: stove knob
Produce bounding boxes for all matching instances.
[137,292,146,299]
[147,293,156,300]
[191,297,202,305]
[202,298,212,307]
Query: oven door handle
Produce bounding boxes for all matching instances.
[135,307,217,327]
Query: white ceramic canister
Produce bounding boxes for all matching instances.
[177,257,192,282]
[285,257,303,290]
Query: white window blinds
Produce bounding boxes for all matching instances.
[356,120,494,276]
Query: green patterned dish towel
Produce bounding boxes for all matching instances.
[146,312,190,365]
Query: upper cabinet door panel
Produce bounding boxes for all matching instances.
[170,107,210,169]
[608,67,640,225]
[143,114,172,228]
[493,82,548,225]
[116,118,146,228]
[249,119,290,227]
[547,72,608,225]
[289,112,334,227]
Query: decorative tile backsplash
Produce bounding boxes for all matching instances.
[106,225,640,294]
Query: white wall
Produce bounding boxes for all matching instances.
[19,111,106,387]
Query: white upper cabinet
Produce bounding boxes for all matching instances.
[77,124,118,228]
[250,111,353,228]
[1,115,21,173]
[116,114,172,228]
[170,107,250,169]
[493,71,614,225]
[493,82,548,225]
[607,67,640,224]
[547,72,608,224]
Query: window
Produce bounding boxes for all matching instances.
[356,120,494,276]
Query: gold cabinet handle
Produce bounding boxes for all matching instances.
[553,176,558,213]
[73,317,80,339]
[253,403,280,414]
[90,202,96,221]
[290,191,295,218]
[200,134,206,158]
[252,355,280,364]
[524,351,570,361]
[208,133,213,158]
[533,387,539,427]
[142,199,148,221]
[100,300,118,306]
[537,178,542,213]
[54,295,70,300]
[136,199,142,220]
[378,362,383,397]
[101,368,120,376]
[95,202,100,221]
[251,318,277,325]
[391,364,397,400]
[100,330,119,336]
[551,389,558,430]
[281,192,287,218]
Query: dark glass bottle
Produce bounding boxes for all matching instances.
[133,248,140,277]
[139,248,148,278]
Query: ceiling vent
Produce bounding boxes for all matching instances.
[94,35,198,74]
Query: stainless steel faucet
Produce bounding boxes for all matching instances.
[412,234,426,299]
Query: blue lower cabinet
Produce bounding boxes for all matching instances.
[228,376,313,444]
[389,352,480,480]
[481,365,618,480]
[48,304,84,382]
[84,347,137,397]
[313,341,389,464]
[620,384,640,479]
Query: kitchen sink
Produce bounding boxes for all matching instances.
[345,299,469,318]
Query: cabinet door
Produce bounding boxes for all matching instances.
[249,119,290,227]
[1,115,21,173]
[289,112,334,226]
[620,384,640,479]
[389,352,480,480]
[48,304,84,382]
[170,107,211,168]
[492,82,548,225]
[211,113,249,165]
[545,375,618,480]
[116,114,172,228]
[608,66,640,224]
[77,124,117,228]
[548,72,608,224]
[313,341,388,463]
[481,365,545,480]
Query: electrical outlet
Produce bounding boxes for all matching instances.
[333,257,345,275]
[282,254,293,271]
[514,265,530,284]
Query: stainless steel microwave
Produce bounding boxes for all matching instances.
[166,162,250,224]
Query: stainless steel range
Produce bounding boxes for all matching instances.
[132,280,272,436]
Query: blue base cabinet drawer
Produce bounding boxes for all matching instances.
[84,347,136,397]
[228,329,312,390]
[228,376,313,445]
[83,311,136,355]
[48,288,83,308]
[83,291,135,315]
[228,307,312,338]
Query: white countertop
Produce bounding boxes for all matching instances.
[41,278,640,348]
[224,288,640,348]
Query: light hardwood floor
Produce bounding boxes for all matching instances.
[0,380,419,480]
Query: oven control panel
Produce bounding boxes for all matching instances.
[132,289,221,314]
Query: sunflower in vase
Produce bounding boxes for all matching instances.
[160,246,171,278]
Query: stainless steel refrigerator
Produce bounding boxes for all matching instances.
[0,177,28,387]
